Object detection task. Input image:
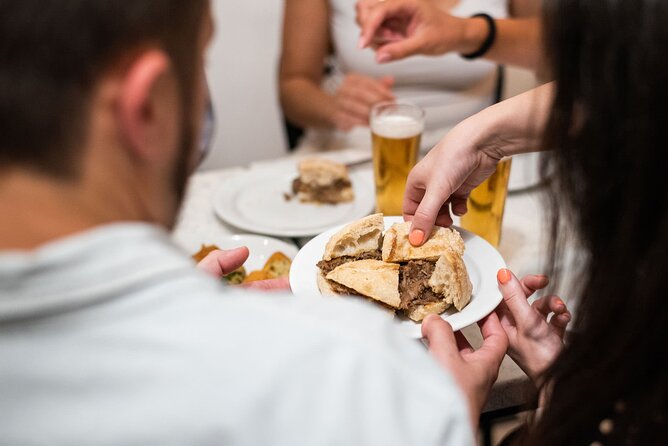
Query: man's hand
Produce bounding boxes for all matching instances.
[422,313,508,431]
[495,269,571,387]
[197,247,250,277]
[196,247,291,292]
[331,73,394,131]
[356,0,479,63]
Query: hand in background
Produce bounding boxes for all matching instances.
[495,269,571,387]
[196,247,291,292]
[332,73,394,131]
[197,247,249,277]
[356,0,472,63]
[422,313,508,431]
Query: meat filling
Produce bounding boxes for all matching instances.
[316,251,383,276]
[293,178,352,204]
[398,260,444,310]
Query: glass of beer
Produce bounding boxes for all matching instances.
[460,159,512,247]
[370,102,425,215]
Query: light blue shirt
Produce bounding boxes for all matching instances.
[0,223,473,445]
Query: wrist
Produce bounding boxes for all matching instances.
[457,17,488,55]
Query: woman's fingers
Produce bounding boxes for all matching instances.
[531,295,569,318]
[519,274,549,297]
[497,269,534,321]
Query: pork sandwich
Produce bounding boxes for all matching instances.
[316,216,472,321]
[292,158,354,204]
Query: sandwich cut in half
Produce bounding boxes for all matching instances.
[316,213,384,296]
[292,158,354,204]
[316,216,473,322]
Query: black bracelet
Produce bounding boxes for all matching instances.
[461,13,497,60]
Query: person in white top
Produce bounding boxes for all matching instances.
[279,0,541,152]
[0,1,509,445]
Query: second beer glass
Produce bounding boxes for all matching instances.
[370,102,425,215]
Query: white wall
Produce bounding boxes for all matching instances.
[200,0,288,171]
[200,1,537,171]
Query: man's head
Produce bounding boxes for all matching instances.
[0,0,212,232]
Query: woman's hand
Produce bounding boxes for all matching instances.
[196,247,291,292]
[495,269,571,386]
[331,73,394,131]
[402,84,553,246]
[422,313,508,431]
[356,0,480,63]
[402,119,502,246]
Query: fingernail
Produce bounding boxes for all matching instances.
[357,36,366,48]
[409,229,424,246]
[497,268,511,284]
[555,299,564,307]
[377,52,391,63]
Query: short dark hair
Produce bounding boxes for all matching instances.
[0,0,207,178]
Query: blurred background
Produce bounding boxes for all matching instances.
[201,0,538,170]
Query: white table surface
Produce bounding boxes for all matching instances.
[172,150,555,413]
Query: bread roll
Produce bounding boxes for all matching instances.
[322,213,384,261]
[325,259,401,308]
[429,253,473,311]
[382,222,465,262]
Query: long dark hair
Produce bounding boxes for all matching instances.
[528,0,668,443]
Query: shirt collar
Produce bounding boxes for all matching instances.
[0,223,194,322]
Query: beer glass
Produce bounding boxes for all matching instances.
[460,159,512,247]
[370,102,425,215]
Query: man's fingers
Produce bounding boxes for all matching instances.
[196,247,249,277]
[497,269,534,321]
[421,314,460,366]
[240,277,291,292]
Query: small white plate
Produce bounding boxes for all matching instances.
[174,233,298,272]
[289,216,506,337]
[212,167,375,237]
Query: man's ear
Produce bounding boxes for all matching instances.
[117,50,178,161]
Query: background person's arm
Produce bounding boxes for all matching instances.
[403,83,553,244]
[356,0,543,71]
[279,0,395,132]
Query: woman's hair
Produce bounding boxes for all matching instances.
[0,0,207,178]
[529,0,668,443]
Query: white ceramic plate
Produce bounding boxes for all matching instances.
[174,233,298,272]
[212,167,375,237]
[289,216,506,337]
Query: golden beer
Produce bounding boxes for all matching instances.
[370,103,425,215]
[460,159,512,247]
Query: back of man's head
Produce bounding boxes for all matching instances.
[0,0,207,179]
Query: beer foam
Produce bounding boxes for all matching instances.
[371,115,424,139]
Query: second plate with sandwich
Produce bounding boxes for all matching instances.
[290,216,506,337]
[212,161,375,238]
